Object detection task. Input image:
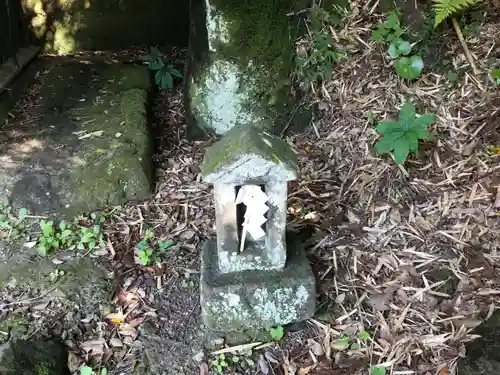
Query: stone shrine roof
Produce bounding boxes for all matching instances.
[201,124,298,184]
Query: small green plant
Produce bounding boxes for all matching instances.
[211,353,229,374]
[491,69,500,85]
[141,47,182,89]
[358,330,371,341]
[294,5,346,87]
[134,230,173,266]
[374,102,435,164]
[80,365,107,375]
[371,11,404,44]
[395,55,424,80]
[37,216,105,256]
[373,12,424,80]
[388,39,411,59]
[0,200,29,241]
[269,325,285,341]
[432,0,482,27]
[331,334,350,350]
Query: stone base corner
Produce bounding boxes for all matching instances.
[200,237,316,332]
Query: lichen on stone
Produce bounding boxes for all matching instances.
[252,286,309,324]
[188,0,309,135]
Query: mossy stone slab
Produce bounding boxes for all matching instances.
[0,61,153,218]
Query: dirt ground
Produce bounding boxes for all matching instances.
[1,1,500,375]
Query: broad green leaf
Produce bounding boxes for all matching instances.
[150,47,161,58]
[41,220,54,237]
[18,207,27,220]
[154,70,162,85]
[397,40,411,55]
[386,12,399,29]
[269,326,285,340]
[388,40,411,59]
[388,43,399,59]
[395,55,423,80]
[398,102,416,128]
[62,229,73,238]
[170,68,183,78]
[413,128,433,140]
[447,70,458,83]
[410,55,424,72]
[80,366,94,375]
[159,241,172,249]
[358,331,371,340]
[375,135,397,154]
[376,121,400,134]
[161,72,173,89]
[405,132,419,152]
[371,366,386,375]
[393,137,410,164]
[414,113,435,128]
[101,369,107,375]
[38,244,47,256]
[371,27,386,43]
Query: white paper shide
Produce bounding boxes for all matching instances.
[235,185,269,251]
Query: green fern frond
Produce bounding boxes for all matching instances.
[432,0,482,27]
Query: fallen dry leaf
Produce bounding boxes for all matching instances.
[258,354,270,375]
[81,339,106,356]
[298,366,313,375]
[180,230,196,240]
[109,338,124,347]
[307,338,325,356]
[199,363,209,375]
[127,316,146,328]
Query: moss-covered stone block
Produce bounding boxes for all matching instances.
[185,0,310,136]
[0,61,153,218]
[200,236,316,332]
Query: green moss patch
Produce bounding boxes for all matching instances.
[2,61,153,218]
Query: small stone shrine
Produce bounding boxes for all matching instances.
[200,124,316,332]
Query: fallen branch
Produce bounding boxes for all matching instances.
[451,17,480,76]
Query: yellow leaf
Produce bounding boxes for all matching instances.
[488,146,500,155]
[105,312,125,325]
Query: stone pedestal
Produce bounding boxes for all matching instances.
[201,236,315,331]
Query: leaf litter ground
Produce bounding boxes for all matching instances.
[1,2,500,375]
